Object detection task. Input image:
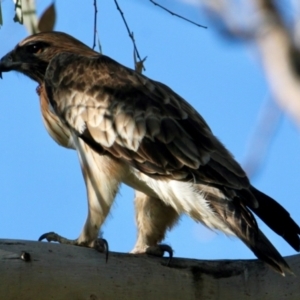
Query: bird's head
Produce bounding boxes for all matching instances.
[0,31,97,83]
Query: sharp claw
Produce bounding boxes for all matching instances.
[38,231,56,242]
[145,244,173,265]
[159,244,173,266]
[104,239,109,263]
[94,238,109,263]
[167,253,172,266]
[38,232,110,262]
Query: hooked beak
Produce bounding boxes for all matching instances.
[0,52,21,79]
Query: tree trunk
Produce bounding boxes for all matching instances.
[0,239,299,300]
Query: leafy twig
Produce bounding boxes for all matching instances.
[113,0,145,71]
[149,0,207,29]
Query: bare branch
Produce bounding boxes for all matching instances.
[150,0,207,29]
[92,0,98,50]
[0,1,3,27]
[113,0,145,71]
[200,0,255,39]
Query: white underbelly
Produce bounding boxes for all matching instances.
[123,168,234,235]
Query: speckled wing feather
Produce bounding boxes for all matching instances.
[30,45,300,274]
[44,53,251,194]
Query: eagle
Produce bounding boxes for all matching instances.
[0,31,299,275]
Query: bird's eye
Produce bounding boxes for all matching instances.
[25,43,46,54]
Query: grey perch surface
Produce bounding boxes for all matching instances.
[0,239,299,300]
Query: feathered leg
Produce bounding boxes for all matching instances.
[131,190,179,259]
[39,136,125,257]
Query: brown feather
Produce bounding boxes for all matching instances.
[2,31,299,275]
[44,53,249,190]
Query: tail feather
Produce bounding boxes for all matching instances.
[225,205,292,275]
[206,190,292,275]
[250,186,300,251]
[245,229,292,276]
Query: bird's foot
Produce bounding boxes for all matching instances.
[146,244,173,265]
[39,231,78,245]
[93,238,109,262]
[38,232,109,261]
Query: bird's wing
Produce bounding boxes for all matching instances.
[44,52,251,193]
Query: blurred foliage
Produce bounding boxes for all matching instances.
[38,2,56,32]
[10,0,55,34]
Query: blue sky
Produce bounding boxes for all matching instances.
[0,0,299,262]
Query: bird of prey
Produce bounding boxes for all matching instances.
[0,32,299,275]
